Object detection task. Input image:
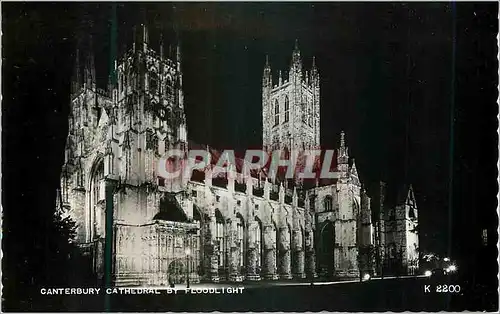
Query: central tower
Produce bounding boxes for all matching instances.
[262,41,320,152]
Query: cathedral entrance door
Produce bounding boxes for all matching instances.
[319,221,335,278]
[167,259,186,284]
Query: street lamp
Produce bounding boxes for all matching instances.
[185,248,191,288]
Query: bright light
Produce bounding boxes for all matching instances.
[443,257,450,262]
[185,248,191,256]
[424,270,432,277]
[448,265,456,272]
[363,273,371,281]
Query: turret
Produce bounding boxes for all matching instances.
[350,158,358,177]
[71,46,81,96]
[176,43,183,89]
[142,23,149,52]
[176,43,182,68]
[291,39,302,71]
[305,191,310,210]
[289,39,302,81]
[245,169,253,195]
[262,55,272,87]
[228,164,235,193]
[310,56,319,86]
[84,35,96,90]
[262,55,272,150]
[279,182,285,203]
[264,178,271,199]
[159,32,164,59]
[106,74,114,98]
[337,131,349,173]
[311,56,320,146]
[133,23,149,53]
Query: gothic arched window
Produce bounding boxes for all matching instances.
[274,100,280,126]
[284,96,289,123]
[324,195,333,212]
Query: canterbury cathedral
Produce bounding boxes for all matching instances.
[57,25,419,286]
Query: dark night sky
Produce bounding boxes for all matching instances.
[3,1,498,298]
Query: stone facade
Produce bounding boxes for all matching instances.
[57,25,419,286]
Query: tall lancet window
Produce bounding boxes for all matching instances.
[274,100,280,126]
[284,96,289,122]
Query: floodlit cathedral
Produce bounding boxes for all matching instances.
[57,25,419,286]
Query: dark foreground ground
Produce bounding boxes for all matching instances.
[7,276,498,312]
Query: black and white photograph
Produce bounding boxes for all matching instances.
[3,2,499,312]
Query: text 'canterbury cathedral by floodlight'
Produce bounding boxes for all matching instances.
[57,24,419,286]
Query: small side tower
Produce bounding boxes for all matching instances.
[379,184,419,276]
[395,185,419,274]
